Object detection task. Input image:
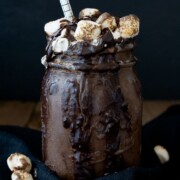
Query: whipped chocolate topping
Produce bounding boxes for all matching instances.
[43,10,139,64]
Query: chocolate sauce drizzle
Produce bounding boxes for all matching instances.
[62,77,94,179]
[60,66,127,179]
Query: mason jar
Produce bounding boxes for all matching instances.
[41,51,142,179]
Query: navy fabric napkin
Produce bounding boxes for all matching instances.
[0,105,180,180]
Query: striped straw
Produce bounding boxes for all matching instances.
[59,0,74,22]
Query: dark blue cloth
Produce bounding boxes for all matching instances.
[1,105,180,180]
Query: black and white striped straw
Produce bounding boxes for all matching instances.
[59,0,74,22]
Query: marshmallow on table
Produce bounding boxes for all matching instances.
[96,12,117,31]
[154,145,170,164]
[74,20,101,41]
[7,153,32,172]
[79,8,101,19]
[11,171,33,180]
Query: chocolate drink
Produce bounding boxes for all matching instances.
[41,9,142,180]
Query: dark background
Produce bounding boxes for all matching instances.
[0,0,180,100]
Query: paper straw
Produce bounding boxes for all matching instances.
[59,0,74,22]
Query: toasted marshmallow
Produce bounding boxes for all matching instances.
[44,18,69,36]
[74,20,101,41]
[154,145,170,164]
[119,14,140,38]
[11,171,33,180]
[96,13,117,31]
[91,39,99,46]
[60,28,68,38]
[7,153,32,172]
[70,30,75,37]
[111,28,121,40]
[44,19,61,36]
[79,8,101,19]
[59,28,75,42]
[41,55,48,68]
[52,37,70,53]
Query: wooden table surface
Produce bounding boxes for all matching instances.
[0,100,180,130]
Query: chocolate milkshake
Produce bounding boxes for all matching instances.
[41,8,142,180]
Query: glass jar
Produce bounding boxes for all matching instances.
[41,52,142,179]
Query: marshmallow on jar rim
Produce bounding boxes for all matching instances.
[119,14,140,39]
[44,18,69,36]
[96,12,117,31]
[60,28,68,38]
[111,28,121,40]
[41,55,47,68]
[74,20,101,41]
[52,37,70,53]
[79,8,101,19]
[59,28,75,38]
